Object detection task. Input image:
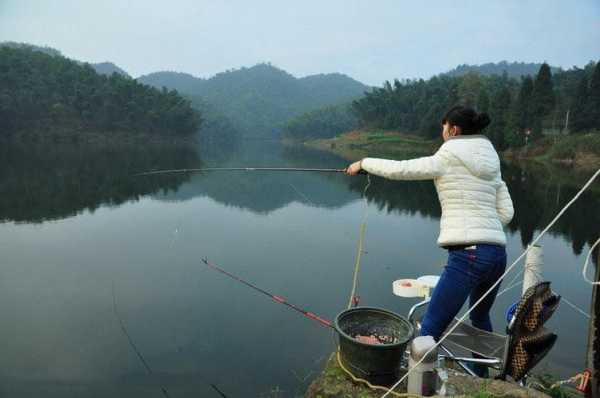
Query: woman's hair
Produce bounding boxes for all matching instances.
[441,105,491,134]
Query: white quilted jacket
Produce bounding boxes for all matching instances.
[361,135,514,246]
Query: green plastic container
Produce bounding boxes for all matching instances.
[334,307,414,386]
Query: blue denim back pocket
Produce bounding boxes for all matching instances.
[448,244,506,282]
[473,244,507,281]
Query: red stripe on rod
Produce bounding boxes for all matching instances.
[201,258,333,329]
[306,312,333,327]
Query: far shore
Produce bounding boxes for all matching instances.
[302,130,600,172]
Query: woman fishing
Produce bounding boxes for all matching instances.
[346,105,514,353]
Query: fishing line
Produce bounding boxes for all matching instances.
[497,268,525,297]
[112,281,230,397]
[111,281,171,398]
[288,182,315,206]
[560,296,591,319]
[347,174,371,309]
[497,280,523,297]
[210,384,228,398]
[498,271,591,318]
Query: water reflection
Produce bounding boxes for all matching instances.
[1,139,598,257]
[0,140,199,223]
[503,163,600,254]
[0,139,598,396]
[171,142,599,257]
[157,143,357,212]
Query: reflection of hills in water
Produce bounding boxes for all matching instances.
[155,142,442,218]
[347,176,440,219]
[155,142,599,255]
[502,163,600,254]
[348,160,599,253]
[0,141,199,223]
[155,142,360,213]
[2,138,597,255]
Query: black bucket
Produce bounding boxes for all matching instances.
[334,307,414,386]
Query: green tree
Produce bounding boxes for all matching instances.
[516,76,534,129]
[531,63,555,137]
[570,74,589,133]
[506,76,534,146]
[587,61,600,129]
[488,87,512,150]
[457,72,482,107]
[477,88,490,113]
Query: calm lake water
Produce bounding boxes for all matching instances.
[1,139,598,397]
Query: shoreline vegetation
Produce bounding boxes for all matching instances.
[303,129,600,172]
[286,60,600,177]
[1,129,199,146]
[304,130,439,160]
[0,46,201,140]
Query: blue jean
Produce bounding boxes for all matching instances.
[420,244,507,340]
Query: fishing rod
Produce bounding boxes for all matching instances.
[112,281,230,398]
[201,258,333,329]
[134,167,367,177]
[111,282,172,398]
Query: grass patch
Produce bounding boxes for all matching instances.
[504,131,600,170]
[306,129,439,161]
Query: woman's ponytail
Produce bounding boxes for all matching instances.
[472,112,491,131]
[442,106,491,134]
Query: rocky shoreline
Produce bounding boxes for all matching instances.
[305,353,551,398]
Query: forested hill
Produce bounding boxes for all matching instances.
[0,41,130,77]
[443,61,561,78]
[90,62,130,77]
[138,64,369,137]
[137,71,206,94]
[0,41,62,57]
[284,60,600,149]
[350,61,600,150]
[0,46,200,138]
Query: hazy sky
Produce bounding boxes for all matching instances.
[1,1,599,85]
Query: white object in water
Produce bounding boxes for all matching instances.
[408,335,438,396]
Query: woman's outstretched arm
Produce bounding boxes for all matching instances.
[347,149,449,180]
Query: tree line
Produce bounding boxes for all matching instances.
[0,46,201,139]
[443,61,560,79]
[351,61,600,149]
[282,104,358,140]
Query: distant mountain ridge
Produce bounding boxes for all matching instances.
[86,61,130,77]
[442,61,561,78]
[138,63,370,137]
[1,41,367,138]
[0,41,62,57]
[0,41,130,77]
[137,71,206,93]
[9,41,577,139]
